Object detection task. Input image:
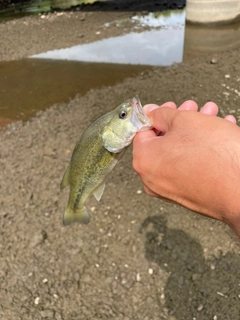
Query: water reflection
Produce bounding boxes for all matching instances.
[184,20,240,61]
[132,10,185,28]
[32,11,185,66]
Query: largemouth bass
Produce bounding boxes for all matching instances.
[60,96,152,226]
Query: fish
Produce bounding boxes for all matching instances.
[60,96,152,226]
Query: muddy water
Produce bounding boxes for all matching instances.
[0,58,151,124]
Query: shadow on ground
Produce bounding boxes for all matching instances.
[140,215,240,320]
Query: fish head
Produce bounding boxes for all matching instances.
[102,96,152,153]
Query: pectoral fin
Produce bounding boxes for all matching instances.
[60,165,70,190]
[63,205,90,226]
[93,182,105,201]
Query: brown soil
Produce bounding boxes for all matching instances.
[0,5,240,320]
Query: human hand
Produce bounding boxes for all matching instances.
[133,100,240,237]
[145,100,237,123]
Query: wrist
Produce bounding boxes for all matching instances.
[225,210,240,238]
[221,195,240,238]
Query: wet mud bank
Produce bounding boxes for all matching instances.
[0,8,240,320]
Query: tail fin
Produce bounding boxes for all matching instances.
[63,206,90,226]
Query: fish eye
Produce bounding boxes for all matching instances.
[119,110,127,119]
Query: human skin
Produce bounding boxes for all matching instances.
[132,100,240,237]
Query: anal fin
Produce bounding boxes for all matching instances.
[60,165,70,190]
[93,182,105,201]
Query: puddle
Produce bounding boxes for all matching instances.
[0,59,151,123]
[184,20,240,61]
[0,0,101,22]
[1,9,240,127]
[0,10,185,126]
[32,10,186,66]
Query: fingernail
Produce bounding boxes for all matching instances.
[143,104,159,113]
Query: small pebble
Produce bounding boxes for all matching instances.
[197,304,203,311]
[136,273,141,281]
[148,268,153,275]
[223,91,230,96]
[96,31,101,35]
[217,291,227,298]
[42,278,48,283]
[34,297,40,305]
[225,74,230,79]
[137,190,142,194]
[210,58,217,64]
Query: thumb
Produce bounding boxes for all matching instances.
[145,106,177,133]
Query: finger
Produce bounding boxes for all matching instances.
[133,129,156,149]
[200,102,218,116]
[143,102,177,116]
[145,107,177,133]
[159,102,177,109]
[224,115,237,124]
[178,100,198,111]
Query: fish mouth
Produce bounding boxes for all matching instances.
[132,96,152,131]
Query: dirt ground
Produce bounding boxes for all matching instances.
[0,2,240,320]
